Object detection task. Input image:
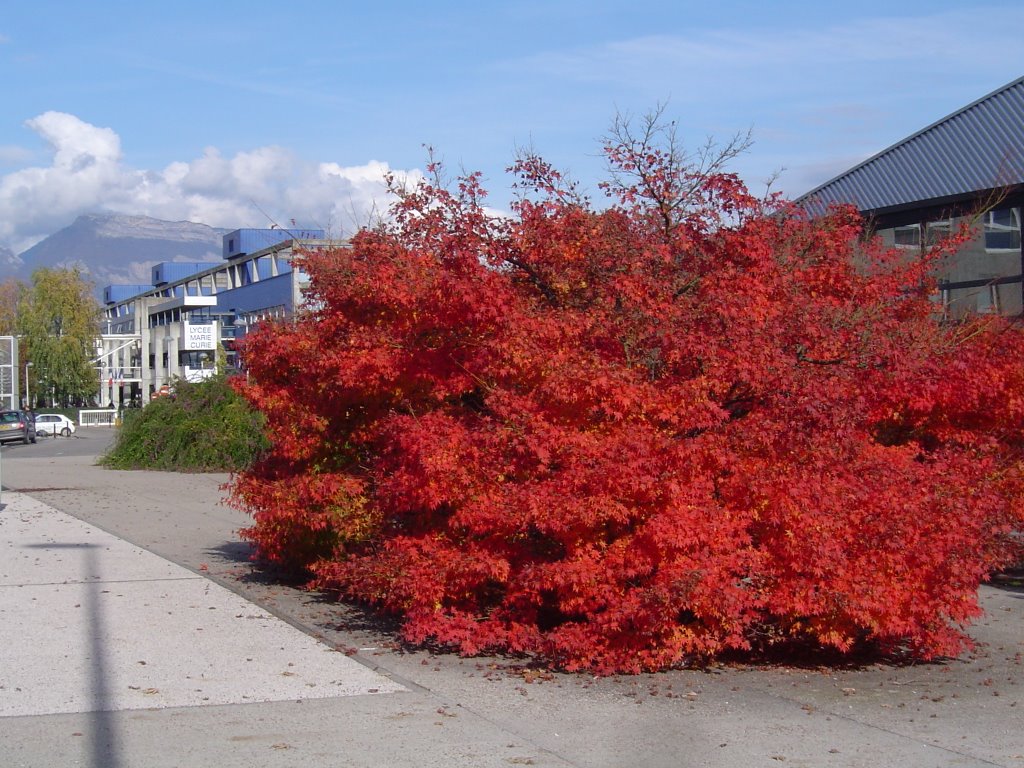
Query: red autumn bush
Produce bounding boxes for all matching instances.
[228,120,1024,673]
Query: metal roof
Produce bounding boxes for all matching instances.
[798,77,1024,216]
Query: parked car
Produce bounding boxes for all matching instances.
[0,409,37,444]
[34,413,77,437]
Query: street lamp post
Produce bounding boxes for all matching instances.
[24,361,33,411]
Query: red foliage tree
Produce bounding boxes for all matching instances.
[229,118,1024,673]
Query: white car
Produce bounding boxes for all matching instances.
[34,413,77,437]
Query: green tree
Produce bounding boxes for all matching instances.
[17,267,100,407]
[0,278,25,336]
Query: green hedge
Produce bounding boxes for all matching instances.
[101,374,269,472]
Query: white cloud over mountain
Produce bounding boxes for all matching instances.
[0,111,421,254]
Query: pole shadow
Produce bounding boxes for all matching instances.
[25,542,122,768]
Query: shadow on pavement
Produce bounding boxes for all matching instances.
[25,542,122,768]
[990,566,1024,597]
[205,539,407,642]
[205,540,308,587]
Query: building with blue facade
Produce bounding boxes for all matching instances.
[96,227,337,406]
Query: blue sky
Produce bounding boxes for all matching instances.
[1,1,1022,254]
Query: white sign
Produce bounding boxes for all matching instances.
[184,323,216,350]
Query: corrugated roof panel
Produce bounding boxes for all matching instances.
[982,96,1024,184]
[982,99,1016,147]
[922,118,977,192]
[958,111,1007,183]
[800,77,1024,215]
[929,126,974,191]
[891,145,934,199]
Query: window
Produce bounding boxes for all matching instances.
[984,207,1021,251]
[893,224,920,248]
[179,351,214,369]
[925,218,953,247]
[976,284,1000,315]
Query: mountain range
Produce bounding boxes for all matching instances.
[1,214,231,291]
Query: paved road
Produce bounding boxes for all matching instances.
[1,429,1022,767]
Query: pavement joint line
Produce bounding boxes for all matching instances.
[0,576,204,588]
[12,487,980,767]
[8,452,1021,767]
[3,489,435,699]
[2,492,412,718]
[766,690,1010,767]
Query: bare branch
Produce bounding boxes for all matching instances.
[601,104,754,237]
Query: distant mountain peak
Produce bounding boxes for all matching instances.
[73,212,230,242]
[2,213,231,290]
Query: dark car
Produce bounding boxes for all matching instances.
[0,409,37,445]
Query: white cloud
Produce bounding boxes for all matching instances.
[0,144,34,165]
[0,113,126,240]
[512,8,1024,98]
[0,112,421,254]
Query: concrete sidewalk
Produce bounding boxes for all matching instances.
[1,431,1023,767]
[0,492,405,716]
